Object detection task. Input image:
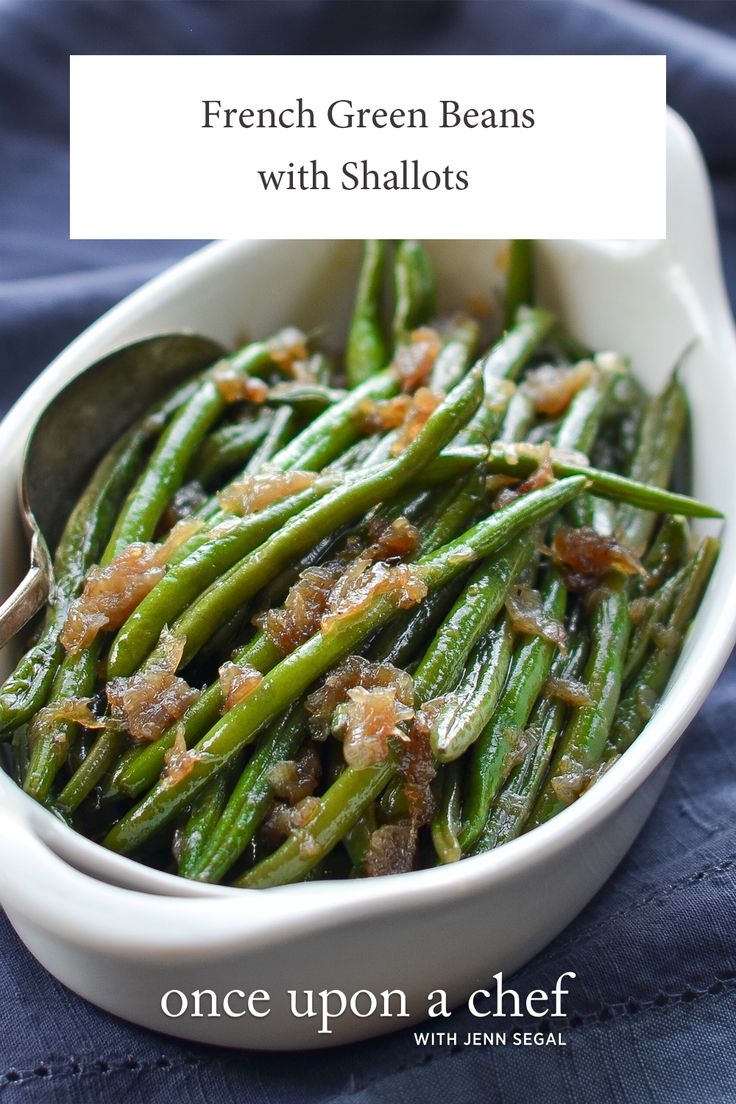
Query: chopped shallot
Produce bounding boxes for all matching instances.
[306,656,414,742]
[494,443,556,509]
[266,327,310,374]
[218,469,317,515]
[365,822,417,877]
[505,585,567,650]
[267,748,321,804]
[162,725,206,787]
[391,388,444,454]
[392,327,441,391]
[356,386,443,453]
[60,518,202,654]
[213,362,270,405]
[28,698,105,742]
[218,661,263,712]
[543,676,593,707]
[522,361,594,416]
[552,526,645,592]
[340,685,415,768]
[320,561,427,633]
[365,516,421,562]
[106,631,200,743]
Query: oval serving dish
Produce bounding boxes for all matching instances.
[0,110,734,1050]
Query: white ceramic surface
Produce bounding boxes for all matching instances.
[0,111,734,1050]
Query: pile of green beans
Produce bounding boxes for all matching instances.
[0,240,722,889]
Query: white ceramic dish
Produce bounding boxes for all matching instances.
[0,111,734,1050]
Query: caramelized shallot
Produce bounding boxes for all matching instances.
[340,685,415,768]
[365,822,417,877]
[267,748,321,804]
[505,585,567,650]
[391,388,444,454]
[552,526,645,592]
[543,676,593,707]
[218,469,317,515]
[320,562,427,633]
[266,327,310,374]
[522,361,594,416]
[28,698,105,742]
[365,516,421,562]
[356,386,443,453]
[494,443,556,509]
[392,326,442,391]
[256,559,347,654]
[106,631,200,743]
[213,362,270,405]
[306,656,414,742]
[60,519,202,654]
[162,725,206,787]
[218,661,263,712]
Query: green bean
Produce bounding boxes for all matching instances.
[343,807,377,872]
[472,635,588,853]
[504,240,534,327]
[371,580,465,670]
[429,315,480,392]
[177,767,237,878]
[107,484,333,678]
[110,481,429,795]
[266,381,348,414]
[150,368,484,670]
[20,364,254,787]
[554,364,615,455]
[414,540,533,702]
[529,571,631,827]
[498,389,536,443]
[368,470,491,664]
[623,568,682,686]
[23,648,99,801]
[429,619,515,762]
[484,444,720,519]
[431,761,464,863]
[229,490,579,887]
[325,437,379,474]
[186,705,308,883]
[189,411,272,486]
[261,369,396,474]
[414,444,490,486]
[617,373,689,554]
[236,758,396,888]
[634,514,690,596]
[622,515,692,684]
[108,341,273,550]
[103,476,586,856]
[347,240,388,387]
[554,361,616,527]
[243,406,296,474]
[461,307,556,445]
[460,567,569,849]
[392,240,436,344]
[611,537,718,753]
[11,727,30,786]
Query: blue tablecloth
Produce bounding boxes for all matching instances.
[1,2,735,1100]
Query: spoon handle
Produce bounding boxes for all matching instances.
[0,543,50,651]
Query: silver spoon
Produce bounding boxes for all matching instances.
[0,333,224,649]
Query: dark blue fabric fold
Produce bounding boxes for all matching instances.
[1,2,734,1100]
